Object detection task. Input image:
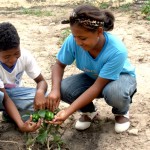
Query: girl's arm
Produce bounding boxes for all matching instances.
[66,77,110,115]
[46,60,66,111]
[52,77,110,124]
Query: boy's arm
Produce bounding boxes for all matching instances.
[1,88,24,126]
[33,73,48,110]
[0,88,41,132]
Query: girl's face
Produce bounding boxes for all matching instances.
[0,46,21,68]
[70,24,103,52]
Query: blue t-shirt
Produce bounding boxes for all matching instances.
[57,32,136,80]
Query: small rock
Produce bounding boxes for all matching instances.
[128,128,139,135]
[49,22,55,26]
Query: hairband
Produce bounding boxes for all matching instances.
[70,11,104,28]
[76,18,104,27]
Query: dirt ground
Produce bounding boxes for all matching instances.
[0,0,150,150]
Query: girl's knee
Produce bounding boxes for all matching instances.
[103,87,130,109]
[60,81,74,103]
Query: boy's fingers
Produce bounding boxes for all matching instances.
[52,105,55,112]
[39,105,43,110]
[29,115,32,121]
[34,105,38,111]
[46,100,50,109]
[49,100,53,111]
[38,118,42,124]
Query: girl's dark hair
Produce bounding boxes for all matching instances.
[62,5,115,32]
[0,22,20,51]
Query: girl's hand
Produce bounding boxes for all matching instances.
[46,90,61,112]
[19,115,41,132]
[46,109,69,125]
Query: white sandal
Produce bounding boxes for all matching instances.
[114,111,130,133]
[75,111,98,130]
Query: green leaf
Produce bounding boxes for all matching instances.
[55,125,60,131]
[53,134,61,142]
[38,127,45,134]
[43,122,48,128]
[38,109,46,118]
[26,138,35,147]
[36,130,48,145]
[57,144,61,150]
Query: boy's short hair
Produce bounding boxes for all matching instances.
[0,22,20,51]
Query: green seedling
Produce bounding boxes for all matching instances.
[22,109,64,149]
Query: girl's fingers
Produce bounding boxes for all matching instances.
[45,120,63,125]
[52,121,63,125]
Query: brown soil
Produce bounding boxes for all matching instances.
[0,0,150,150]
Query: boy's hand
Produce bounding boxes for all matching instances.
[34,91,46,110]
[46,90,61,112]
[19,115,41,132]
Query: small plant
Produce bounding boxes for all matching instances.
[22,109,64,149]
[141,0,150,20]
[57,28,71,46]
[99,2,110,9]
[118,3,131,11]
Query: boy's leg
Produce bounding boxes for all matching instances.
[0,90,13,122]
[9,87,36,113]
[61,73,96,112]
[102,74,137,132]
[1,87,36,121]
[0,91,4,110]
[0,87,36,112]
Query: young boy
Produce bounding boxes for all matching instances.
[0,22,48,132]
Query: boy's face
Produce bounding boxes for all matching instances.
[0,47,21,68]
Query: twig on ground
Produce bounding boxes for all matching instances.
[0,140,21,150]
